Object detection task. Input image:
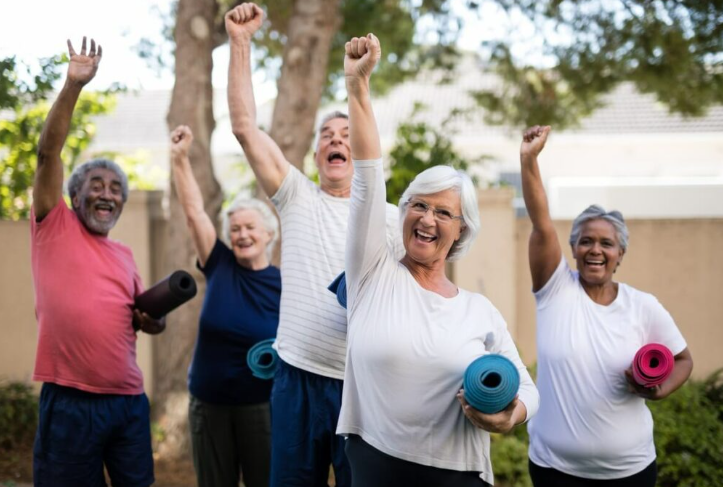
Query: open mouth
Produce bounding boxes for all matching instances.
[94,203,115,218]
[327,151,347,165]
[236,241,254,249]
[414,229,437,243]
[585,259,605,269]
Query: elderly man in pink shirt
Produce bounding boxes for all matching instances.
[30,37,164,487]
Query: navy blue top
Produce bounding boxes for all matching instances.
[188,239,281,405]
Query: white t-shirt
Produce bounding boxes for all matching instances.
[528,258,687,479]
[337,159,539,485]
[270,165,402,380]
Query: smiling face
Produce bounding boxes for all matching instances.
[572,218,624,287]
[314,117,352,189]
[402,189,465,267]
[227,208,273,269]
[72,168,125,235]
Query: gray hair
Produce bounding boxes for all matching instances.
[313,111,349,150]
[569,204,629,252]
[221,196,279,259]
[399,165,480,262]
[67,158,129,204]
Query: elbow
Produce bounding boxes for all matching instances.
[231,123,253,145]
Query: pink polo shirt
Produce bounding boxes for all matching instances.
[30,200,144,395]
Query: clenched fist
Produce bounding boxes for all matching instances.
[225,3,264,41]
[344,33,381,82]
[170,125,194,158]
[520,125,551,161]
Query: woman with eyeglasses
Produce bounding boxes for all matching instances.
[335,34,539,487]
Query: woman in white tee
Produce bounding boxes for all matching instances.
[520,125,694,486]
[336,33,539,487]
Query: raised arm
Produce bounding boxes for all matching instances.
[344,34,388,293]
[226,3,289,196]
[170,126,216,266]
[345,34,382,161]
[33,37,102,220]
[520,125,561,291]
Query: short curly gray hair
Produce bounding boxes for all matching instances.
[221,196,279,260]
[569,204,629,252]
[67,158,129,204]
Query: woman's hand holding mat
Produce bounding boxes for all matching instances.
[624,343,675,400]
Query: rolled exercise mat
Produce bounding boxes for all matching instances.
[632,343,674,387]
[134,270,197,319]
[247,338,279,380]
[327,271,347,309]
[463,354,520,414]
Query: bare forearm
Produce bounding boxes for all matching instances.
[660,352,693,399]
[34,79,84,217]
[171,153,216,264]
[346,78,381,161]
[520,155,554,231]
[172,154,206,221]
[228,38,257,138]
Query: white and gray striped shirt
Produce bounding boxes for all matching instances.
[271,166,403,379]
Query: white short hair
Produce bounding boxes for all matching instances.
[221,196,279,259]
[399,165,479,262]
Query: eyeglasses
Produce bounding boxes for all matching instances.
[405,200,464,223]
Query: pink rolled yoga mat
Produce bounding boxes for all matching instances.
[632,344,674,387]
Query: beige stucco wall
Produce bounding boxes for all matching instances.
[0,190,163,398]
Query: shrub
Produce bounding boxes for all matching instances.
[649,369,723,487]
[0,382,37,450]
[490,369,723,487]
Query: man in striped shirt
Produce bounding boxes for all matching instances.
[226,4,402,486]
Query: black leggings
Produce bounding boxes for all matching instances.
[529,459,657,487]
[345,434,491,487]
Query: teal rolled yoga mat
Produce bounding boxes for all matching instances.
[247,338,278,380]
[463,354,520,414]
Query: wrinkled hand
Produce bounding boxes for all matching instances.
[67,37,102,86]
[457,389,520,433]
[133,309,166,335]
[344,34,381,82]
[520,125,551,161]
[225,3,264,41]
[170,125,194,158]
[624,368,666,400]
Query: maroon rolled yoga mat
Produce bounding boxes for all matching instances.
[632,343,674,387]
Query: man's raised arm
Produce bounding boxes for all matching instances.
[226,3,290,197]
[34,37,102,220]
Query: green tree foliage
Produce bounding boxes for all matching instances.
[386,103,483,204]
[0,56,118,220]
[475,0,723,128]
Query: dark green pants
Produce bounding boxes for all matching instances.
[189,395,271,487]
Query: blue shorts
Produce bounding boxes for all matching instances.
[270,359,350,487]
[33,383,154,487]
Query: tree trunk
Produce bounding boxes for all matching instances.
[269,0,342,168]
[155,0,222,460]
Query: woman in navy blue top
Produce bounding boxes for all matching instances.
[170,125,281,487]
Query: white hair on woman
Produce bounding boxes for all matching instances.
[399,165,480,262]
[221,196,279,259]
